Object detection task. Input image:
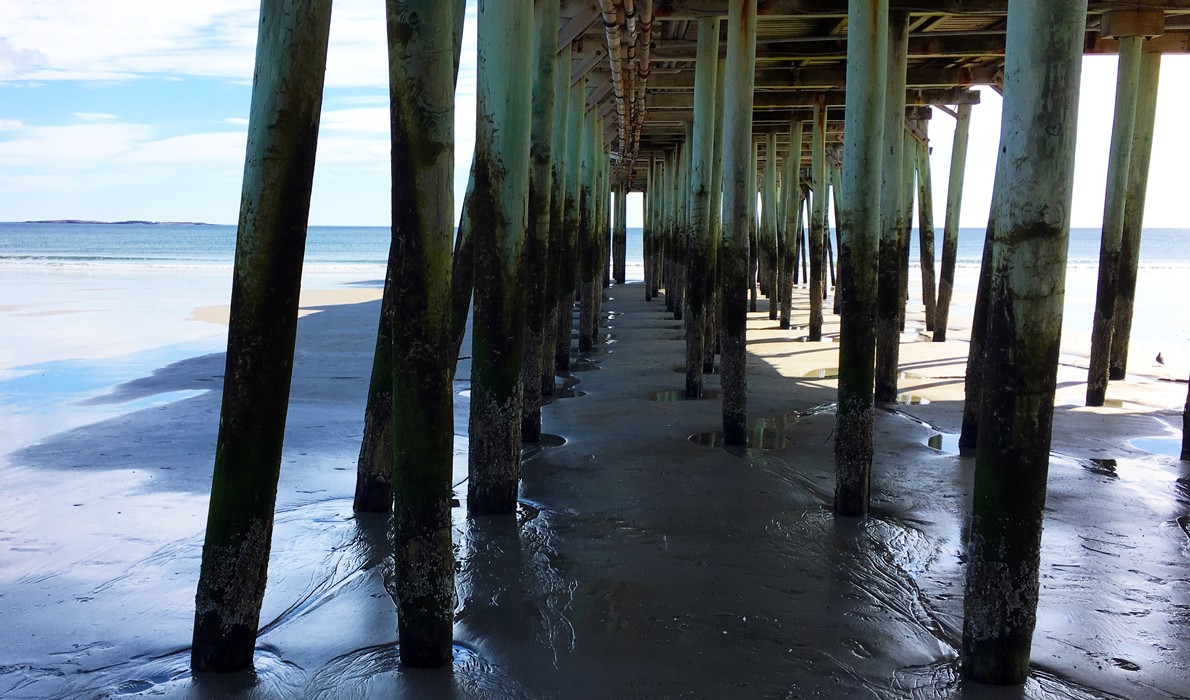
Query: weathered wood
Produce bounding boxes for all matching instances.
[916,126,937,331]
[357,0,468,514]
[830,160,844,316]
[875,13,909,403]
[191,0,331,672]
[449,164,478,374]
[578,111,600,352]
[644,161,655,300]
[898,124,916,333]
[720,0,758,445]
[614,186,627,283]
[382,0,458,667]
[833,0,887,517]
[1087,34,1143,406]
[468,0,533,516]
[685,17,720,398]
[543,44,571,401]
[555,81,584,373]
[705,57,729,371]
[1110,52,1161,380]
[808,94,828,340]
[522,0,561,444]
[779,119,805,329]
[763,132,780,320]
[962,0,1087,683]
[748,141,760,313]
[934,102,971,341]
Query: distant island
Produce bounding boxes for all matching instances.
[24,219,215,225]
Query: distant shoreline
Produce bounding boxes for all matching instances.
[21,219,215,226]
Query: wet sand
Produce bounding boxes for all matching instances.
[0,276,1187,698]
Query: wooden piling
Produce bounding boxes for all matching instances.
[809,95,828,340]
[958,201,997,452]
[830,160,844,316]
[578,110,600,352]
[763,132,779,320]
[961,0,1087,683]
[916,125,937,332]
[614,186,627,284]
[780,120,805,330]
[833,0,887,516]
[542,45,571,401]
[720,0,757,445]
[555,81,584,373]
[644,160,655,300]
[684,17,720,398]
[934,102,972,342]
[1111,52,1161,380]
[749,141,760,313]
[898,123,916,333]
[380,0,459,666]
[191,0,331,672]
[521,0,561,445]
[468,0,533,516]
[1087,34,1143,407]
[874,12,908,403]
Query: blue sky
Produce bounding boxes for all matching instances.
[2,1,1188,230]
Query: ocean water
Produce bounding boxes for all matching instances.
[4,221,1189,270]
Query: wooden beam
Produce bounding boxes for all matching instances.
[559,2,600,50]
[644,87,980,109]
[649,64,1000,90]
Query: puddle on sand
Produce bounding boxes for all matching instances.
[893,394,931,406]
[802,367,838,379]
[926,432,960,455]
[790,335,841,343]
[688,407,835,450]
[650,389,721,402]
[520,433,567,461]
[567,359,601,372]
[1130,436,1184,459]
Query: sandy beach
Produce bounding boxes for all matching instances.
[0,263,1187,698]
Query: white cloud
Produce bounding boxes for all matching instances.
[320,108,388,134]
[0,119,22,131]
[73,112,118,122]
[224,117,249,126]
[123,131,246,165]
[0,122,150,166]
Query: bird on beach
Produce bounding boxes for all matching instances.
[1155,352,1164,365]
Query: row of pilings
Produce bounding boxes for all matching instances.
[637,0,1182,686]
[186,0,1187,689]
[190,0,623,673]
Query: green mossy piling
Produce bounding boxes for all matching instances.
[961,0,1087,683]
[833,0,888,517]
[1087,34,1143,407]
[719,0,758,445]
[874,12,908,404]
[1110,51,1161,381]
[934,102,972,342]
[384,0,458,666]
[468,0,533,516]
[191,0,332,673]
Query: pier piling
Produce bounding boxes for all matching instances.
[192,0,331,672]
[833,0,887,517]
[468,0,533,516]
[962,0,1087,683]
